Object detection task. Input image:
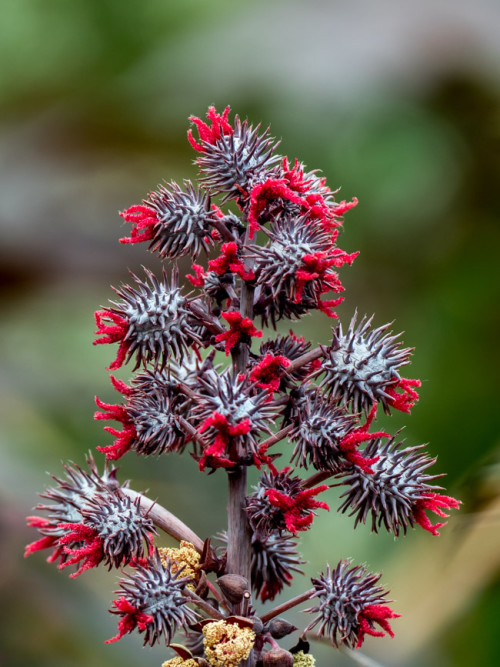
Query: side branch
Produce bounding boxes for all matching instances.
[259,424,294,451]
[121,488,205,553]
[285,347,324,374]
[260,588,315,624]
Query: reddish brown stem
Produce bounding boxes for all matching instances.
[210,217,236,243]
[285,346,324,374]
[302,470,334,489]
[121,488,204,553]
[226,225,254,599]
[183,588,226,620]
[260,588,315,624]
[259,424,294,450]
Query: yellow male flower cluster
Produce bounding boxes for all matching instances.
[202,620,255,667]
[162,658,199,667]
[159,540,201,590]
[293,650,316,666]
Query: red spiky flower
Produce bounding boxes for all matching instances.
[248,353,291,394]
[119,205,158,245]
[187,105,234,152]
[246,468,329,535]
[208,242,255,281]
[215,311,263,356]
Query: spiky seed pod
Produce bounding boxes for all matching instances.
[319,313,415,415]
[127,386,190,456]
[147,181,218,260]
[305,560,399,649]
[25,455,122,564]
[337,436,460,536]
[109,552,198,646]
[254,283,316,329]
[80,493,155,568]
[96,269,201,371]
[192,114,281,202]
[246,469,329,535]
[95,371,191,460]
[288,389,358,472]
[192,369,278,465]
[167,351,219,391]
[250,532,305,603]
[253,216,332,301]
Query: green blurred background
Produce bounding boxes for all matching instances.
[1,1,499,665]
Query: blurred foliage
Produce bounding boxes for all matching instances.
[1,1,500,666]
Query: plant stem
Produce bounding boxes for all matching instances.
[226,228,254,597]
[259,424,294,451]
[260,588,315,624]
[183,588,226,620]
[302,470,334,489]
[285,346,323,374]
[121,488,205,553]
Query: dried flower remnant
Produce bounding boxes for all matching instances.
[26,105,460,665]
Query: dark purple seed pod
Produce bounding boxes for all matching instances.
[110,551,198,646]
[305,560,398,649]
[265,618,297,640]
[81,492,155,568]
[337,435,447,536]
[216,574,249,604]
[127,386,190,456]
[194,115,281,201]
[289,388,358,472]
[147,181,217,260]
[192,369,277,459]
[217,529,304,603]
[106,268,201,370]
[251,532,305,603]
[319,313,413,415]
